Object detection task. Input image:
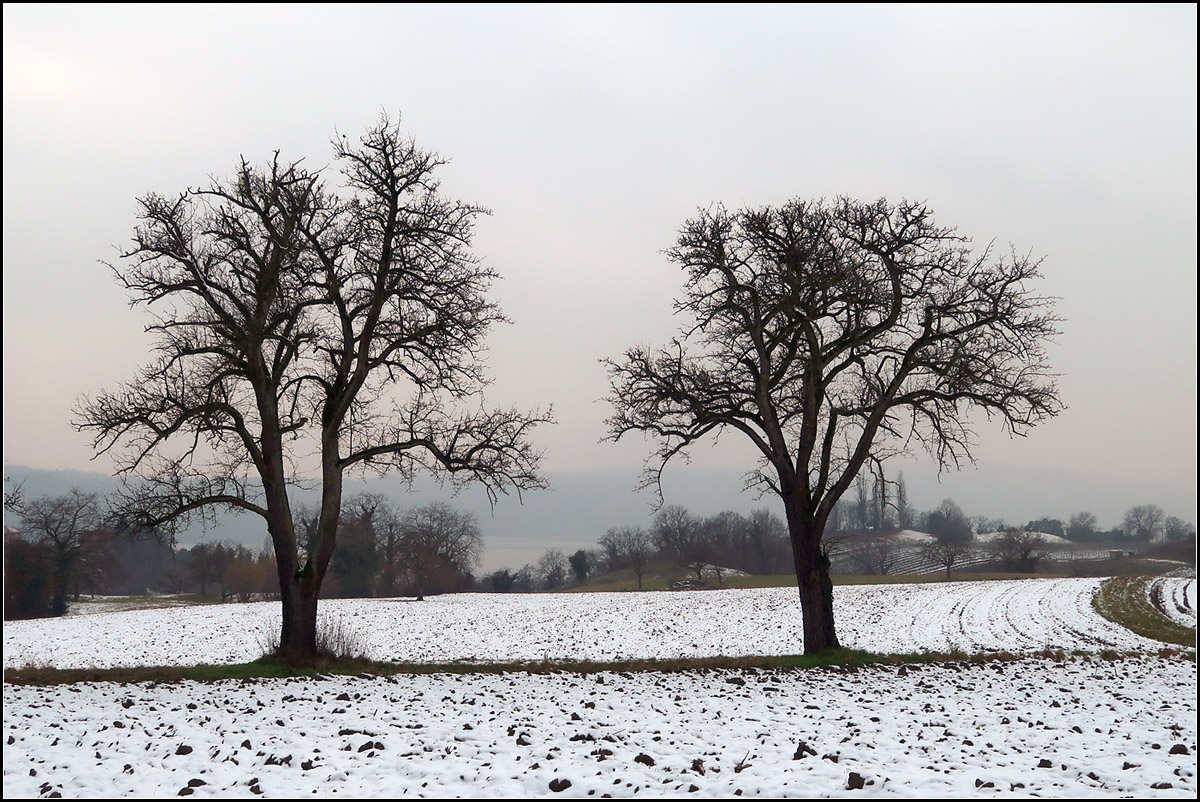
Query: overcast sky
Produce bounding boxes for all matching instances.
[4,5,1196,530]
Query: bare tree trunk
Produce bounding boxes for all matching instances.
[276,533,337,658]
[266,502,324,659]
[271,437,344,660]
[278,578,319,657]
[785,496,840,654]
[50,552,72,618]
[793,541,839,653]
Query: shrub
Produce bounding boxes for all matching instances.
[259,613,369,663]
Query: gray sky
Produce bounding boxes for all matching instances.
[4,4,1196,539]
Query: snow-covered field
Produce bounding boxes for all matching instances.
[5,579,1190,671]
[4,579,1197,798]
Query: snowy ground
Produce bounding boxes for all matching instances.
[4,579,1188,671]
[4,579,1197,798]
[4,657,1195,798]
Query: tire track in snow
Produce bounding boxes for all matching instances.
[842,579,1166,655]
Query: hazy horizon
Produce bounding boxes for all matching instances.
[5,459,1192,573]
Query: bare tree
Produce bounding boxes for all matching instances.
[921,537,973,579]
[681,529,714,584]
[1122,504,1165,542]
[651,505,699,566]
[626,528,654,590]
[1065,511,1099,542]
[605,198,1061,653]
[536,549,569,590]
[13,490,105,616]
[72,527,121,600]
[852,532,898,576]
[397,502,482,600]
[75,116,549,659]
[3,478,24,514]
[698,510,749,580]
[600,526,657,588]
[188,541,251,600]
[1163,516,1195,543]
[597,527,629,573]
[991,528,1051,573]
[924,498,973,544]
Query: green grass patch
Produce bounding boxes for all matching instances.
[1054,557,1193,578]
[7,645,1191,688]
[1092,575,1196,647]
[562,574,677,593]
[566,569,1066,593]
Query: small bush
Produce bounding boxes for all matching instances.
[315,614,367,660]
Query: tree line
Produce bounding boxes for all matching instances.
[852,495,1195,579]
[3,484,484,620]
[480,489,1196,593]
[811,471,1194,546]
[479,506,793,593]
[9,472,1191,621]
